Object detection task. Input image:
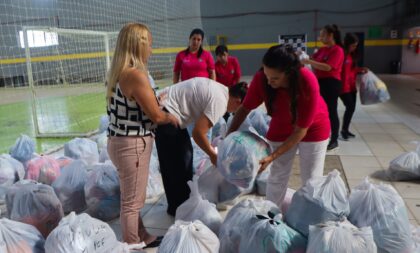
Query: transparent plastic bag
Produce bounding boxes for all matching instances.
[285,170,350,237]
[358,71,390,105]
[0,218,45,253]
[175,175,222,234]
[25,155,61,185]
[387,141,420,180]
[247,109,270,137]
[64,138,99,165]
[9,134,36,163]
[146,152,163,201]
[349,178,413,253]
[0,155,22,203]
[158,220,219,253]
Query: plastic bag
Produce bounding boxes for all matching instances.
[217,131,271,188]
[98,115,109,133]
[238,212,307,253]
[298,50,313,71]
[9,134,36,163]
[256,167,270,195]
[211,117,228,140]
[158,220,219,253]
[95,132,108,150]
[192,137,209,172]
[52,160,88,213]
[219,198,280,253]
[0,155,23,203]
[386,141,420,180]
[64,138,99,165]
[5,179,40,215]
[247,109,270,137]
[348,178,413,253]
[197,160,253,204]
[0,218,45,253]
[25,155,61,185]
[45,212,135,253]
[358,71,390,105]
[307,219,377,253]
[8,183,64,238]
[84,164,120,221]
[175,175,222,234]
[98,148,110,163]
[56,156,74,169]
[146,152,164,201]
[285,170,350,237]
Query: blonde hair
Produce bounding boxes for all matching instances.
[106,23,151,102]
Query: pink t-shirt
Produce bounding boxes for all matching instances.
[341,54,362,94]
[243,68,330,142]
[312,45,344,80]
[215,56,241,87]
[173,50,215,81]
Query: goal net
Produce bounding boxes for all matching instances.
[0,0,203,150]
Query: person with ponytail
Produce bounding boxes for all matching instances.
[227,44,330,207]
[106,23,179,248]
[302,24,344,151]
[173,28,216,83]
[340,33,368,140]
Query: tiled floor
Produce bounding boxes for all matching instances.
[119,74,420,252]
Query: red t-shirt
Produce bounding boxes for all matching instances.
[215,56,241,87]
[341,54,360,94]
[173,50,215,81]
[312,45,344,80]
[243,68,330,142]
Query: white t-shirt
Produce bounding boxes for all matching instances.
[160,77,229,129]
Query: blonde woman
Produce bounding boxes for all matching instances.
[106,23,178,249]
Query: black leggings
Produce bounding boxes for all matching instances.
[339,91,357,133]
[155,123,193,215]
[318,78,342,143]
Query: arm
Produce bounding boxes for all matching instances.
[192,114,217,165]
[259,126,308,172]
[226,105,250,135]
[233,58,241,84]
[120,68,179,126]
[209,69,216,80]
[207,51,216,80]
[173,71,180,84]
[302,58,332,71]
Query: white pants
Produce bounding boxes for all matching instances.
[266,139,329,208]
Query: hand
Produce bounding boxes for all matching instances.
[209,152,217,166]
[301,58,310,65]
[361,67,369,74]
[167,113,180,127]
[258,154,274,174]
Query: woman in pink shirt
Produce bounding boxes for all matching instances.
[340,33,368,140]
[302,24,344,151]
[173,28,215,83]
[215,45,241,87]
[227,45,330,207]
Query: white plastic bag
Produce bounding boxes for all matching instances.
[358,71,390,105]
[95,132,108,150]
[158,220,219,253]
[219,198,280,253]
[247,109,271,137]
[0,154,25,180]
[307,219,377,253]
[175,175,222,234]
[146,152,164,201]
[256,167,270,195]
[45,212,135,253]
[217,131,271,188]
[7,182,64,238]
[387,141,420,180]
[211,117,228,140]
[197,160,253,204]
[52,160,88,213]
[238,212,307,253]
[5,179,40,215]
[98,115,109,133]
[9,134,36,163]
[64,138,99,165]
[98,148,110,163]
[349,178,413,253]
[298,50,313,71]
[285,169,350,237]
[0,155,22,203]
[0,218,45,253]
[84,164,120,221]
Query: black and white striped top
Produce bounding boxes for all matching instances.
[107,83,156,136]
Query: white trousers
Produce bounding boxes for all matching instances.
[266,139,329,208]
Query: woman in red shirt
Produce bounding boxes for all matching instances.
[215,45,241,87]
[302,24,344,151]
[173,28,215,83]
[227,45,330,207]
[340,33,368,140]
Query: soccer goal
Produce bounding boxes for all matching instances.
[22,26,117,137]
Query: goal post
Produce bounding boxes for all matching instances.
[22,26,118,137]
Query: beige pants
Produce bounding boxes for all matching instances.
[108,135,154,244]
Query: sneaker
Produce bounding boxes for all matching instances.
[327,141,339,151]
[340,131,349,141]
[347,131,356,138]
[143,236,164,248]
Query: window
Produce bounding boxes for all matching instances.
[19,30,58,48]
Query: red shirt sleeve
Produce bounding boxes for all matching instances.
[296,68,319,128]
[205,51,215,70]
[233,57,241,84]
[326,46,344,71]
[173,51,183,72]
[242,71,265,111]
